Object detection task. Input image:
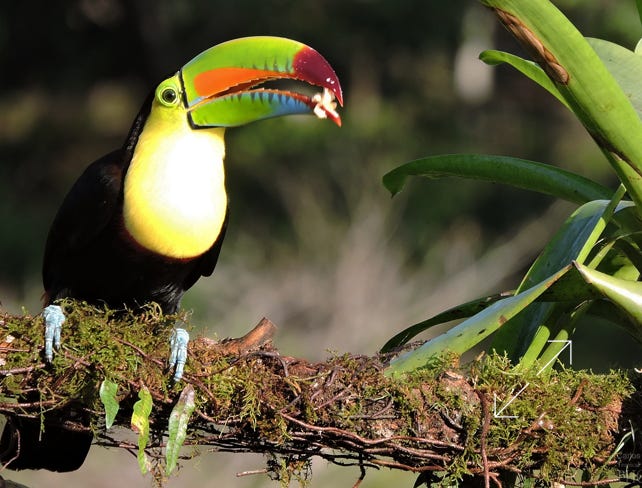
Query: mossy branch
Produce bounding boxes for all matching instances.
[0,302,640,486]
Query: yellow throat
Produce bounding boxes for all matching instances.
[123,103,227,259]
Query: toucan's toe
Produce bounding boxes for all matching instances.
[43,304,65,362]
[169,328,189,382]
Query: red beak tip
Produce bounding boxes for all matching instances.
[294,47,343,104]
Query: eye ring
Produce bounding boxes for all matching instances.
[160,87,178,105]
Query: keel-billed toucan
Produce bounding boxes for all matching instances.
[2,36,342,472]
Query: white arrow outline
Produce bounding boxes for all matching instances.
[493,340,572,419]
[493,383,529,418]
[536,340,572,375]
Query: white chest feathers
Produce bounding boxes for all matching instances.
[123,120,227,259]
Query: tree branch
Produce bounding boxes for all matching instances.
[0,302,639,485]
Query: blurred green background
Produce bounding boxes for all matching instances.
[1,0,640,486]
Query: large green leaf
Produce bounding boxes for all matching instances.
[479,50,569,108]
[492,197,630,362]
[480,0,642,210]
[386,265,584,377]
[575,262,642,341]
[381,275,603,355]
[521,197,629,290]
[382,154,612,204]
[589,237,642,280]
[380,292,510,354]
[539,261,642,366]
[481,38,642,123]
[385,257,642,376]
[588,38,642,122]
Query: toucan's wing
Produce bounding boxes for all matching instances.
[43,149,125,296]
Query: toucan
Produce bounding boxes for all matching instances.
[1,36,342,472]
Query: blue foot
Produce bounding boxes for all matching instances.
[43,304,65,362]
[169,328,189,382]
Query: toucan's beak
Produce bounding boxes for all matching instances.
[180,36,343,128]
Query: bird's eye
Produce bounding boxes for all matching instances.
[161,88,178,105]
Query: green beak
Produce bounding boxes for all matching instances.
[179,36,343,128]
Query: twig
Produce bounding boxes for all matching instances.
[477,389,491,488]
[561,478,623,486]
[353,455,367,488]
[236,468,268,477]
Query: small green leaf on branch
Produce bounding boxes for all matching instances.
[132,386,153,475]
[165,384,196,476]
[99,379,119,429]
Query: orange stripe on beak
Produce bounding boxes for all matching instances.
[193,67,287,98]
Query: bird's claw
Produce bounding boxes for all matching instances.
[169,328,189,382]
[42,306,189,381]
[43,304,65,362]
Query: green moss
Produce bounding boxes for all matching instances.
[0,305,633,485]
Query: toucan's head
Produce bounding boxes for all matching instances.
[151,36,343,129]
[122,37,341,259]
